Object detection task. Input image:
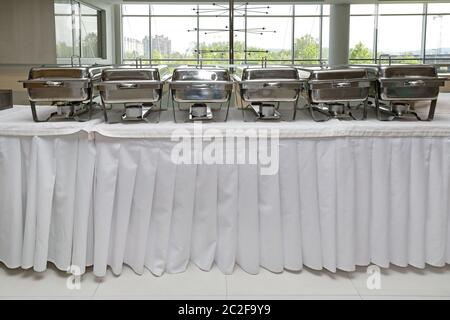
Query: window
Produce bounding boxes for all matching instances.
[349,5,375,64]
[294,5,329,65]
[121,3,330,66]
[349,3,450,65]
[55,0,104,59]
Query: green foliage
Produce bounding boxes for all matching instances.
[121,34,326,65]
[294,34,320,62]
[349,41,373,64]
[82,33,99,58]
[56,42,73,58]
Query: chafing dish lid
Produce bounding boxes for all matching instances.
[378,64,438,78]
[309,68,369,81]
[102,68,162,81]
[172,68,230,81]
[241,67,299,80]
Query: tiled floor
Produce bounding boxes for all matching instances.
[1,263,450,300]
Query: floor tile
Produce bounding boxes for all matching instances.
[0,264,98,298]
[226,295,362,300]
[361,296,450,300]
[94,263,227,298]
[348,265,450,297]
[226,266,358,296]
[93,295,227,300]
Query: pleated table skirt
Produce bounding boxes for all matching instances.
[1,133,449,277]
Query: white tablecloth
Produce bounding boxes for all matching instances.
[1,102,450,276]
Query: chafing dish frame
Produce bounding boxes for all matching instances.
[20,63,106,122]
[97,66,170,123]
[372,65,448,121]
[233,67,306,122]
[168,67,234,123]
[300,67,372,122]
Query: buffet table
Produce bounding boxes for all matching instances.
[1,97,450,277]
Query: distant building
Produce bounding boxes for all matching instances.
[144,35,171,57]
[123,37,144,57]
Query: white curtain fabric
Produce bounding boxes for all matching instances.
[0,107,450,276]
[0,133,96,274]
[91,135,450,277]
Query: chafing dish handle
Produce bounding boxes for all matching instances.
[263,82,282,88]
[404,80,426,87]
[45,81,64,87]
[189,84,212,88]
[118,83,139,89]
[334,82,352,88]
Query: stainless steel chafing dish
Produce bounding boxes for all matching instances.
[372,64,447,121]
[233,66,305,121]
[299,67,372,122]
[97,66,170,123]
[21,61,108,122]
[168,66,233,122]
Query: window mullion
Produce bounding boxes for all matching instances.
[422,3,428,64]
[149,4,152,63]
[373,4,379,63]
[291,5,295,65]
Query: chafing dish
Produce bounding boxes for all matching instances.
[97,66,170,123]
[300,67,372,122]
[168,67,233,122]
[233,66,305,121]
[21,64,108,122]
[372,65,447,121]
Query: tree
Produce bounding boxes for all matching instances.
[82,33,99,58]
[350,42,373,64]
[56,42,73,58]
[294,34,320,63]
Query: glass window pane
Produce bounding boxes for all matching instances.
[55,0,71,15]
[378,16,423,63]
[246,17,292,64]
[150,4,195,16]
[428,3,450,14]
[295,5,322,16]
[246,4,292,16]
[81,16,99,58]
[294,17,320,63]
[122,17,149,60]
[322,17,329,62]
[122,4,149,16]
[73,2,80,56]
[426,15,450,63]
[199,17,229,64]
[151,17,197,61]
[350,4,375,15]
[55,15,73,58]
[233,17,246,62]
[349,16,374,63]
[379,4,424,15]
[198,4,229,16]
[322,5,330,16]
[81,4,97,15]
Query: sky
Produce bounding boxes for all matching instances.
[56,3,450,57]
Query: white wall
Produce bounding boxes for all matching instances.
[0,0,57,104]
[0,0,117,104]
[56,0,117,65]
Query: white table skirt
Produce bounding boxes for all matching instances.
[0,133,96,273]
[91,135,450,276]
[0,104,450,276]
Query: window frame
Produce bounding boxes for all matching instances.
[120,2,330,66]
[55,0,106,62]
[350,3,450,64]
